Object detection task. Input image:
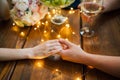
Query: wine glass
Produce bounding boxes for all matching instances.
[80,0,103,37]
[40,0,75,25]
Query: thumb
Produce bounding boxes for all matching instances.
[59,39,72,47]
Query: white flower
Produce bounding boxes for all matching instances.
[12,0,29,5]
[32,12,41,24]
[15,2,29,11]
[11,0,48,27]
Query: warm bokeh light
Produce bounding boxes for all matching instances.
[72,32,76,35]
[57,34,61,38]
[65,38,69,41]
[51,29,54,33]
[69,7,75,14]
[20,32,25,37]
[65,24,70,28]
[12,23,15,26]
[75,77,82,80]
[35,60,44,68]
[42,22,45,25]
[52,9,56,14]
[34,27,37,31]
[41,39,44,42]
[44,30,47,33]
[11,26,19,32]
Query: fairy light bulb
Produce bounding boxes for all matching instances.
[13,23,15,26]
[52,9,56,14]
[20,32,25,37]
[66,24,70,28]
[72,32,76,35]
[57,34,61,38]
[51,29,54,33]
[41,39,44,42]
[42,22,45,25]
[65,38,68,41]
[44,30,47,33]
[12,26,19,32]
[69,7,75,14]
[75,77,82,80]
[45,21,49,26]
[35,60,44,68]
[34,27,37,30]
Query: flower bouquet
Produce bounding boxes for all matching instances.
[11,0,48,27]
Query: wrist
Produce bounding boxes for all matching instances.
[22,48,34,59]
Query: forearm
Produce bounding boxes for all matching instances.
[82,53,120,78]
[0,48,32,61]
[103,0,120,12]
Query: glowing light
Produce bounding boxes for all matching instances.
[47,12,50,15]
[72,32,76,35]
[44,30,47,33]
[20,32,25,37]
[51,29,54,32]
[65,24,70,28]
[57,34,61,38]
[75,77,82,80]
[69,7,75,14]
[55,69,59,72]
[93,0,97,3]
[34,28,37,30]
[41,39,44,42]
[52,9,56,14]
[12,26,19,32]
[13,23,15,26]
[65,38,68,41]
[45,21,49,26]
[42,22,45,25]
[35,60,44,68]
[36,21,41,28]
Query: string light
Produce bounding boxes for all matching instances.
[34,27,37,30]
[35,60,44,68]
[65,24,70,28]
[11,26,19,32]
[12,23,15,26]
[75,77,82,80]
[51,29,54,32]
[72,32,76,35]
[41,39,44,42]
[69,7,75,14]
[42,22,45,25]
[65,38,68,41]
[20,32,25,37]
[44,30,47,33]
[52,9,56,14]
[57,34,61,38]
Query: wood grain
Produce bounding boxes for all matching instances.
[11,10,83,80]
[82,9,120,80]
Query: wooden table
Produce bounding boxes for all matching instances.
[0,9,120,80]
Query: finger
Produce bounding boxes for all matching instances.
[48,42,61,47]
[48,49,61,55]
[48,46,62,51]
[46,39,58,44]
[59,39,72,47]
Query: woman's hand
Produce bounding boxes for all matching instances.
[29,40,62,59]
[59,39,86,63]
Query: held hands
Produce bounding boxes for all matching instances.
[29,40,62,59]
[29,39,86,62]
[58,39,86,63]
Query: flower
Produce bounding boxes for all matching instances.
[11,0,48,27]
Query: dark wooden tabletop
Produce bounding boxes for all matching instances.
[0,8,120,80]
